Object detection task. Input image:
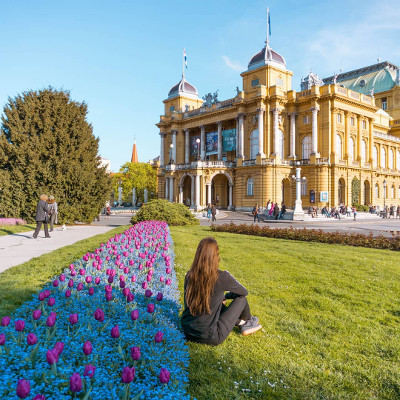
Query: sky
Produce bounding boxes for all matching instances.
[0,0,399,172]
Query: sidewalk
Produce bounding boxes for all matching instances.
[0,225,116,274]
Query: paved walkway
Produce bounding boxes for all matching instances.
[0,214,132,274]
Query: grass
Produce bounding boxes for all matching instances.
[0,225,130,317]
[170,225,400,400]
[0,224,36,236]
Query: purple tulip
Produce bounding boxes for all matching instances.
[95,277,100,285]
[52,280,59,287]
[122,288,130,297]
[111,325,120,338]
[69,314,78,325]
[105,292,112,301]
[68,279,74,288]
[0,333,5,345]
[44,290,50,298]
[53,342,64,356]
[160,276,165,282]
[105,285,112,292]
[145,289,152,298]
[166,278,172,285]
[131,309,139,321]
[131,346,141,360]
[108,276,114,284]
[85,276,92,284]
[156,292,163,301]
[119,281,126,289]
[59,274,65,282]
[166,267,172,274]
[83,364,96,378]
[159,368,170,384]
[77,283,83,291]
[16,379,30,399]
[38,292,46,301]
[146,275,152,282]
[65,289,71,298]
[32,395,46,400]
[142,282,147,289]
[15,320,25,332]
[88,287,95,296]
[32,309,42,320]
[47,298,55,307]
[94,308,105,322]
[27,333,37,346]
[131,275,136,282]
[83,341,92,355]
[71,270,76,277]
[127,293,134,303]
[1,316,10,327]
[46,315,55,328]
[121,366,135,383]
[147,303,155,313]
[154,331,163,343]
[79,269,85,276]
[69,373,82,393]
[46,349,58,365]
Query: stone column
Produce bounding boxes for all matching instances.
[206,183,211,205]
[179,185,183,203]
[235,117,239,156]
[169,177,174,202]
[238,113,245,158]
[195,175,200,209]
[160,132,165,166]
[257,107,265,157]
[344,111,350,159]
[311,107,319,155]
[165,178,169,200]
[271,108,279,154]
[293,166,305,220]
[368,118,374,165]
[228,183,233,210]
[288,112,297,158]
[171,130,177,163]
[185,129,190,164]
[357,116,362,162]
[217,122,223,160]
[190,176,194,207]
[200,125,206,160]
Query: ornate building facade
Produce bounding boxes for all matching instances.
[156,35,400,211]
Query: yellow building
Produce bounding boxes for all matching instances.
[156,33,400,212]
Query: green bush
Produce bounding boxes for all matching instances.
[352,203,369,212]
[130,199,199,226]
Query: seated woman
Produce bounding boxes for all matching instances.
[181,237,262,346]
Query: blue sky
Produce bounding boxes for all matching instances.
[0,0,399,171]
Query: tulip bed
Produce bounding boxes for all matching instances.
[0,221,191,399]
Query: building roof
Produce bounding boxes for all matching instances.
[131,140,138,163]
[167,77,199,99]
[247,45,286,71]
[323,61,400,94]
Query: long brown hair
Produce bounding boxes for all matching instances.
[185,237,220,315]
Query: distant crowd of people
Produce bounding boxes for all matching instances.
[33,194,58,239]
[252,200,287,222]
[320,205,357,220]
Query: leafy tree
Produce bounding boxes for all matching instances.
[0,88,111,223]
[351,178,361,206]
[112,162,157,205]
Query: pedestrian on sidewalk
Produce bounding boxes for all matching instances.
[274,203,280,220]
[47,196,58,232]
[207,203,212,222]
[278,203,286,219]
[211,204,217,222]
[33,194,51,239]
[352,206,357,221]
[252,204,260,223]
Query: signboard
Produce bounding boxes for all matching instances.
[310,190,316,203]
[320,191,329,202]
[222,129,236,152]
[190,136,201,157]
[206,132,218,155]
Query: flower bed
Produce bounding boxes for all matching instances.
[0,218,27,226]
[0,221,191,399]
[211,223,400,251]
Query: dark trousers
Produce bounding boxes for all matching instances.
[33,220,49,238]
[253,213,259,222]
[49,214,56,231]
[212,214,216,222]
[185,296,251,346]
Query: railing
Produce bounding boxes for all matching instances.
[164,160,235,170]
[243,159,256,166]
[201,161,234,168]
[262,158,275,165]
[362,95,372,104]
[374,131,400,143]
[352,161,360,167]
[338,159,347,165]
[280,160,291,166]
[390,119,400,126]
[336,86,347,95]
[298,89,311,98]
[316,158,329,165]
[381,168,388,173]
[294,159,310,166]
[364,162,371,168]
[217,98,236,108]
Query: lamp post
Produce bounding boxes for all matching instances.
[196,138,201,161]
[383,179,387,210]
[292,162,305,221]
[169,143,174,164]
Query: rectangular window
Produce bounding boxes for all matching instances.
[276,78,283,87]
[169,106,175,112]
[362,120,366,129]
[337,113,342,123]
[301,181,307,196]
[350,117,355,126]
[382,97,387,110]
[303,115,310,124]
[251,78,259,87]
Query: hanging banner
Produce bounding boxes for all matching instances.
[206,132,218,155]
[222,129,236,152]
[190,136,201,157]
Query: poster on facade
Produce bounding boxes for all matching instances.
[206,132,218,155]
[222,129,236,152]
[320,191,328,202]
[190,136,201,157]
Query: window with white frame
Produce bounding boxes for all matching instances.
[247,178,254,196]
[249,129,259,159]
[336,134,342,159]
[278,129,284,158]
[301,179,307,196]
[303,115,310,124]
[375,183,379,198]
[382,97,387,110]
[350,117,355,126]
[361,140,367,161]
[337,113,342,123]
[389,149,394,169]
[349,137,355,160]
[362,120,367,129]
[381,147,386,168]
[391,185,395,199]
[302,135,312,159]
[373,146,378,168]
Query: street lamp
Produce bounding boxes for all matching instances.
[196,138,201,161]
[169,143,174,164]
[383,179,387,210]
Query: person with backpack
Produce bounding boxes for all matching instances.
[252,204,259,223]
[33,194,51,239]
[47,195,58,232]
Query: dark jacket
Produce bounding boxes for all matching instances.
[181,270,248,339]
[35,200,50,222]
[211,205,217,215]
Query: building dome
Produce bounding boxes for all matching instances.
[167,77,199,99]
[247,45,286,71]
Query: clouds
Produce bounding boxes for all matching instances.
[222,55,245,72]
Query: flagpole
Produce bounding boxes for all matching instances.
[182,48,185,80]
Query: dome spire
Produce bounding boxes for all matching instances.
[265,8,271,47]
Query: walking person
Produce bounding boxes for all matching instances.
[206,203,212,222]
[47,195,58,232]
[278,203,286,220]
[105,201,111,219]
[268,202,275,217]
[352,206,357,221]
[397,205,400,218]
[252,204,260,223]
[274,203,280,220]
[211,204,217,222]
[33,194,51,239]
[181,237,262,346]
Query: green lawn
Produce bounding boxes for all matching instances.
[170,226,400,400]
[0,224,36,236]
[0,225,129,317]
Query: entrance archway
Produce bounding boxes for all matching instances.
[282,178,292,207]
[211,174,229,208]
[338,178,346,205]
[182,175,192,206]
[364,180,371,205]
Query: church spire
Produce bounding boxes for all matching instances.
[131,138,138,163]
[265,8,271,47]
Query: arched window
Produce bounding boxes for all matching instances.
[349,137,355,160]
[397,150,400,170]
[391,185,395,199]
[249,129,259,159]
[302,135,312,159]
[278,129,284,159]
[389,149,394,169]
[381,147,386,168]
[375,183,379,198]
[247,178,254,196]
[301,179,307,196]
[361,140,367,162]
[336,134,342,159]
[373,146,378,168]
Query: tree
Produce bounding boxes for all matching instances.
[0,88,111,223]
[112,162,157,205]
[351,177,361,206]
